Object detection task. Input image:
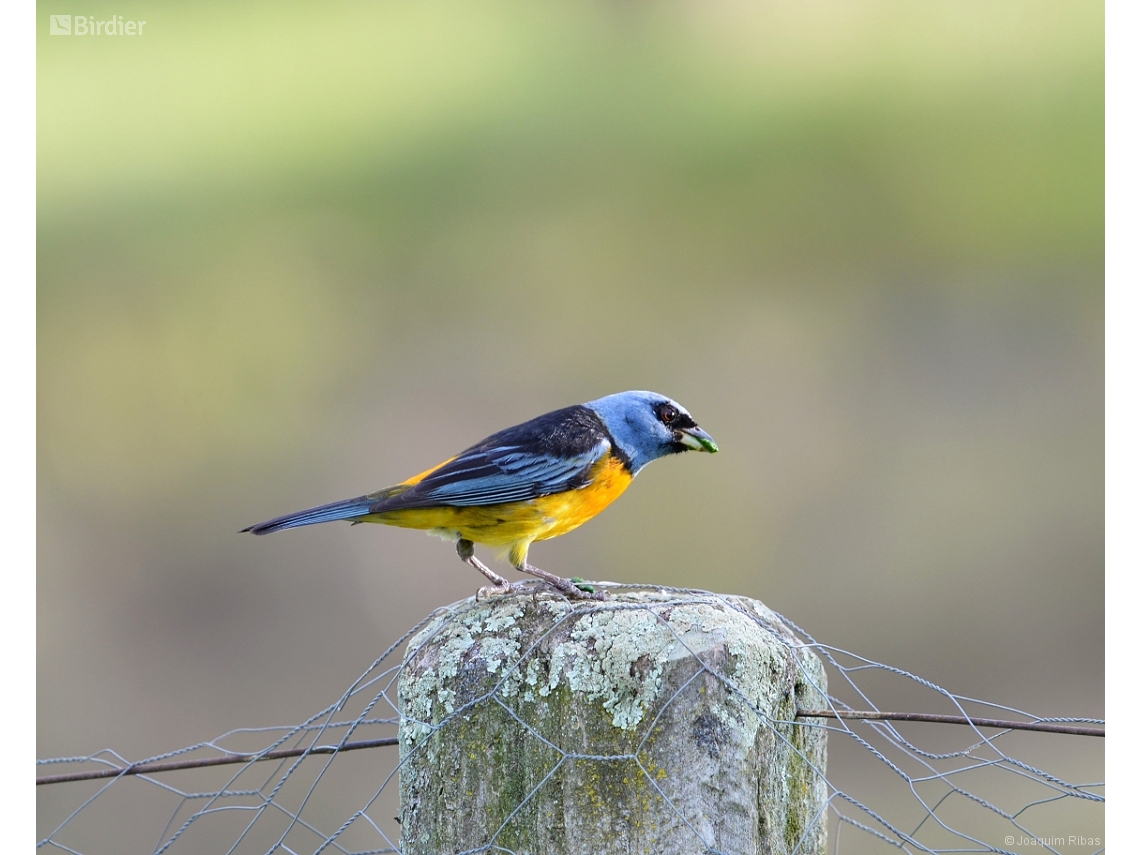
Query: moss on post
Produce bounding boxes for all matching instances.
[398,588,827,855]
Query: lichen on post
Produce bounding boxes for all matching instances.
[398,587,827,855]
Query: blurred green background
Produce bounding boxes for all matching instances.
[38,0,1103,850]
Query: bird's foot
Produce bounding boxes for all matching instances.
[458,538,518,599]
[520,563,607,601]
[476,581,517,601]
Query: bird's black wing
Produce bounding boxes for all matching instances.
[374,405,615,509]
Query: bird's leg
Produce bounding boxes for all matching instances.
[456,538,514,599]
[519,562,607,601]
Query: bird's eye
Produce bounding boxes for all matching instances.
[660,405,677,424]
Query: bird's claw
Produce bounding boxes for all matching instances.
[567,584,607,601]
[476,582,516,601]
[548,576,606,601]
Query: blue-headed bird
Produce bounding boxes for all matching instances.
[242,391,717,600]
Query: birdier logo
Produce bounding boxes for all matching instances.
[49,14,147,36]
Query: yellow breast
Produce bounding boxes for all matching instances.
[359,453,633,549]
[529,454,634,542]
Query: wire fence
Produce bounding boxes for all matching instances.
[37,585,1104,855]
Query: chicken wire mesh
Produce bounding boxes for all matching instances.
[37,585,1104,855]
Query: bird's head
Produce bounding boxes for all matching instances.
[584,390,718,474]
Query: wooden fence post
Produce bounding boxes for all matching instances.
[398,588,827,854]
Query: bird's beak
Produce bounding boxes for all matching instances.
[678,425,719,453]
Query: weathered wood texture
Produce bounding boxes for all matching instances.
[398,589,827,855]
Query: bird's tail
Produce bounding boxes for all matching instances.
[241,496,374,535]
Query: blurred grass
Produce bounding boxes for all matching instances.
[38,0,1102,497]
[40,1,1101,259]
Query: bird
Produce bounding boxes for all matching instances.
[242,390,717,600]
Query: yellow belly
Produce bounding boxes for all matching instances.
[357,455,633,558]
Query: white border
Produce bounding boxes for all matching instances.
[1105,0,1134,825]
[2,3,37,846]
